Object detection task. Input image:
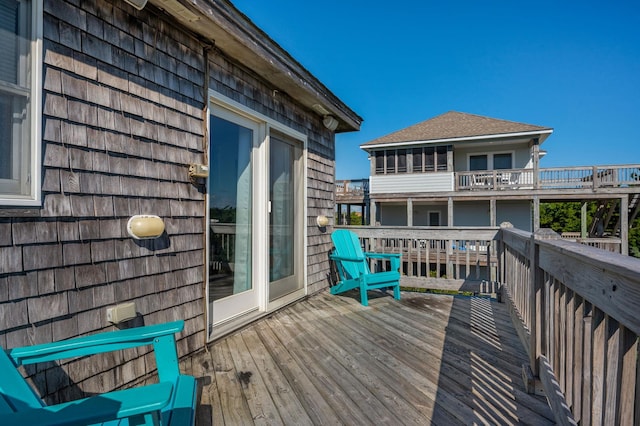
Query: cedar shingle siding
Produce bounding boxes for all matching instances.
[0,0,338,403]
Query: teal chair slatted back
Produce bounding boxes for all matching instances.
[331,229,370,279]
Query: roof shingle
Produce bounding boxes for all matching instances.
[361,111,552,147]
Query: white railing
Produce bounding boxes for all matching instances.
[456,164,640,191]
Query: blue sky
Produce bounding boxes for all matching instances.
[231,0,640,180]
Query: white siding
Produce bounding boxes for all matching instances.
[370,172,454,194]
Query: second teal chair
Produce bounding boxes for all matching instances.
[330,229,401,306]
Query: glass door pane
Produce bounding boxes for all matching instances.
[269,133,302,301]
[209,113,259,324]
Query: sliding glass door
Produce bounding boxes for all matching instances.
[207,95,306,336]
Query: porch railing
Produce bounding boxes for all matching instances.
[456,164,640,191]
[336,226,500,293]
[499,226,640,425]
[335,179,369,196]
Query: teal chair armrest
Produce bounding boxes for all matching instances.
[9,321,184,382]
[330,254,366,263]
[0,382,173,426]
[363,252,401,258]
[9,321,184,366]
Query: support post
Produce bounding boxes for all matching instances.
[490,197,496,227]
[532,138,540,189]
[621,195,629,256]
[370,200,377,226]
[407,198,413,227]
[448,197,454,227]
[533,196,540,232]
[581,202,587,238]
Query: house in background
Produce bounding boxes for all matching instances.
[1,0,359,403]
[341,111,640,254]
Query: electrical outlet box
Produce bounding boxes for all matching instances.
[106,302,137,324]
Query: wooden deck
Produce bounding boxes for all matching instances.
[184,290,554,425]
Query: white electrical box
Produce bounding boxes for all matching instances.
[106,302,137,324]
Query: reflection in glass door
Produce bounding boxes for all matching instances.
[269,133,303,301]
[209,112,259,324]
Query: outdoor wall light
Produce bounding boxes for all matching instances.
[316,215,330,228]
[323,115,339,131]
[127,215,165,239]
[123,0,148,9]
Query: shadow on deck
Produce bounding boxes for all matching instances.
[184,290,554,425]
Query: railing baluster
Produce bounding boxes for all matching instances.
[592,309,606,425]
[582,303,594,425]
[619,326,638,425]
[604,316,622,426]
[572,294,584,422]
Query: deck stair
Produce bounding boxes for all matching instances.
[589,194,640,237]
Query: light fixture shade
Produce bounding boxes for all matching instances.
[316,215,330,227]
[124,0,148,10]
[127,215,165,239]
[323,115,339,131]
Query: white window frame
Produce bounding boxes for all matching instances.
[0,0,43,206]
[467,151,514,171]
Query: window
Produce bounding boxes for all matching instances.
[385,150,395,173]
[469,155,488,171]
[436,146,447,171]
[425,147,435,171]
[412,148,422,172]
[397,149,406,173]
[469,152,513,171]
[0,0,41,205]
[494,153,513,169]
[428,211,440,226]
[374,151,384,174]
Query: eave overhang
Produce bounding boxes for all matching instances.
[148,0,362,133]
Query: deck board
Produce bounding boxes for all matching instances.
[187,290,555,425]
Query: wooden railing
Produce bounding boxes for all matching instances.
[336,226,500,293]
[499,226,640,425]
[335,179,369,196]
[456,164,640,191]
[559,233,622,253]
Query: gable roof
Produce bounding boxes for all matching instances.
[360,111,553,148]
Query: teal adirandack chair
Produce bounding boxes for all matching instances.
[0,320,197,426]
[330,229,401,306]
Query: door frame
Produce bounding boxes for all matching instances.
[206,90,308,340]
